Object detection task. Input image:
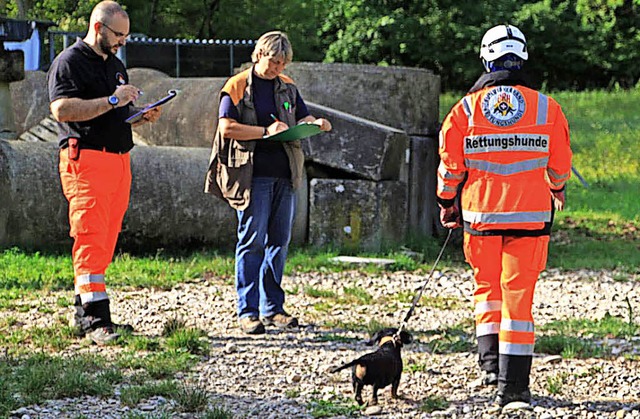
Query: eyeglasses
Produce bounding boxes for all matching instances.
[100,22,129,38]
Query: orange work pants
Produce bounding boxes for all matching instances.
[463,233,549,392]
[59,148,131,306]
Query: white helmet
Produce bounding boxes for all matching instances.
[480,24,528,62]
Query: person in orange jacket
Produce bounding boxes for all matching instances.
[437,24,572,407]
[48,1,162,345]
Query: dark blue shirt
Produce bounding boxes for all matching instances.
[218,72,310,179]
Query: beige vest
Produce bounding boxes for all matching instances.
[204,68,305,210]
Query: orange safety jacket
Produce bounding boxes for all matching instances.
[437,81,572,235]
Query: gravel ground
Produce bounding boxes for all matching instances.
[4,268,640,418]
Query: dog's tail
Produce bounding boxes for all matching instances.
[329,360,358,373]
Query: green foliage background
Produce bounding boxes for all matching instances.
[2,0,639,90]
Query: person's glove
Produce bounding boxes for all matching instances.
[551,190,565,211]
[439,204,461,229]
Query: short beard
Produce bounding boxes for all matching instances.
[98,35,115,55]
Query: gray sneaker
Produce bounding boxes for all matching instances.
[239,316,265,335]
[86,327,120,345]
[261,312,299,329]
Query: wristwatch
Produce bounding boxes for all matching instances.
[108,95,119,108]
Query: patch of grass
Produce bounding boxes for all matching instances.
[161,316,188,337]
[423,320,475,354]
[539,313,640,340]
[202,406,235,419]
[124,410,173,419]
[419,395,449,413]
[404,362,428,373]
[120,380,178,406]
[306,396,361,418]
[535,335,605,358]
[175,384,209,413]
[117,350,197,380]
[164,328,209,356]
[285,389,300,398]
[304,286,337,299]
[420,296,462,310]
[546,372,568,395]
[343,286,373,305]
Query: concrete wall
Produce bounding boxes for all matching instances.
[9,70,49,136]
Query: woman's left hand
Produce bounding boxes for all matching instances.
[313,118,332,132]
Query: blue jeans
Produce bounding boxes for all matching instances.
[235,177,295,319]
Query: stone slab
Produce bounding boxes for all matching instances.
[308,179,407,251]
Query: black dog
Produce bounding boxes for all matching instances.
[330,328,413,405]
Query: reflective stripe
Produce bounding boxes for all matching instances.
[464,210,551,224]
[75,274,108,304]
[438,165,466,180]
[476,322,500,336]
[501,319,534,333]
[500,342,535,356]
[75,273,106,286]
[536,93,548,125]
[475,300,502,315]
[464,134,550,154]
[465,157,548,176]
[461,97,473,127]
[547,167,570,181]
[438,183,458,194]
[79,291,109,304]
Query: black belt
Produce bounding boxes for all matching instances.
[62,142,128,154]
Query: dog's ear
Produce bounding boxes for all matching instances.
[366,330,383,346]
[399,331,413,345]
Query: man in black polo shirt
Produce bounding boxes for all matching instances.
[47,0,161,345]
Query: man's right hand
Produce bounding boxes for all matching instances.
[439,204,461,229]
[113,84,141,107]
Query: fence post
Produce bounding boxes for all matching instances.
[175,41,180,78]
[229,43,234,76]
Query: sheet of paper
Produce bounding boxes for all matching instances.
[125,89,178,124]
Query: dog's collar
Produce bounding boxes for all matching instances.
[378,336,396,347]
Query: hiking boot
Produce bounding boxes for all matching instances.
[482,372,499,386]
[68,313,134,337]
[86,327,120,345]
[261,312,298,329]
[494,389,531,407]
[239,316,265,335]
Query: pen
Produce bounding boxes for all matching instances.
[270,113,280,122]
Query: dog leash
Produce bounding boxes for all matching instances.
[396,228,453,337]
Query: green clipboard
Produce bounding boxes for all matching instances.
[266,123,323,142]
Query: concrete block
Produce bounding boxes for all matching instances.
[304,103,409,182]
[286,62,441,135]
[308,179,407,251]
[407,136,439,237]
[128,68,224,148]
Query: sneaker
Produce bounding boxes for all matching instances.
[86,327,120,345]
[261,312,298,329]
[239,316,265,335]
[482,372,499,386]
[494,389,531,407]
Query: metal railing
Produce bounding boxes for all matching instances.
[47,31,255,77]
